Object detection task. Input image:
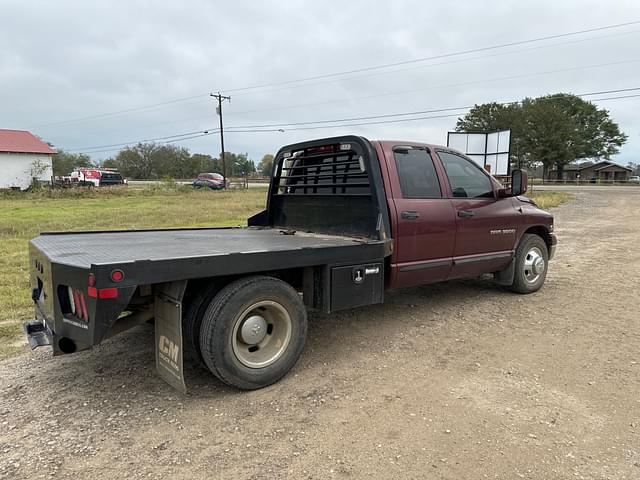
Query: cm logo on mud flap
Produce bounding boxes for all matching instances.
[158,335,179,363]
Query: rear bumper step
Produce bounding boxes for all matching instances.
[24,320,52,349]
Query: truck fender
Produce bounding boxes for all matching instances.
[154,281,188,393]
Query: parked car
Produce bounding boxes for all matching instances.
[629,176,640,184]
[25,136,556,393]
[193,172,225,189]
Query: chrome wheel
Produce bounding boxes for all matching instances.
[231,300,292,368]
[523,247,545,284]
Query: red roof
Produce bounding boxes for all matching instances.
[0,129,56,154]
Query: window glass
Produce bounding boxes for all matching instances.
[438,151,494,198]
[393,148,441,198]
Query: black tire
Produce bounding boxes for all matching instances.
[182,283,220,365]
[199,276,308,390]
[509,233,549,294]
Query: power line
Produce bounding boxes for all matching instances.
[223,20,640,94]
[71,132,217,155]
[224,58,640,115]
[589,93,640,102]
[67,60,640,153]
[30,20,640,130]
[67,86,640,154]
[28,94,208,130]
[68,128,220,151]
[228,29,640,99]
[224,87,640,130]
[578,87,640,96]
[39,28,640,140]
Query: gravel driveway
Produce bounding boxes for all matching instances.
[1,188,639,479]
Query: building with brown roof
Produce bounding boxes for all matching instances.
[550,160,633,183]
[0,129,56,190]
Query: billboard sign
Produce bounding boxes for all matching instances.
[446,130,511,176]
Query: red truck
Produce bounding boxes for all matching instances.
[25,136,556,392]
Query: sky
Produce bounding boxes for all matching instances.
[1,0,639,166]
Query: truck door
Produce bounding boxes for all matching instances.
[386,145,457,288]
[435,150,517,278]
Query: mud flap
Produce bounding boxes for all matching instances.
[494,258,515,286]
[154,281,187,394]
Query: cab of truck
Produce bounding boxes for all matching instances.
[369,140,555,292]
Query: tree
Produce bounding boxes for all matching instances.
[258,154,274,176]
[153,145,191,179]
[52,150,93,176]
[110,143,195,179]
[627,162,640,175]
[456,93,627,178]
[101,158,118,169]
[191,153,221,174]
[112,144,155,179]
[220,152,256,177]
[235,153,256,177]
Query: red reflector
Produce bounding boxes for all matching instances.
[98,288,118,299]
[72,289,81,314]
[88,287,97,298]
[88,273,96,287]
[78,292,88,321]
[110,269,124,282]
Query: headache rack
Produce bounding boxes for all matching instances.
[274,143,371,196]
[250,136,389,239]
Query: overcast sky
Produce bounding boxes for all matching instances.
[2,0,639,166]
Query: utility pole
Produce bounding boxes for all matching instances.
[210,92,231,188]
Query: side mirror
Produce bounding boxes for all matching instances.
[511,169,528,196]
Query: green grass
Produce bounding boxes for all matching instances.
[0,186,268,359]
[0,323,22,359]
[529,191,573,209]
[0,186,572,359]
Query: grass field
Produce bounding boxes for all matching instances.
[0,186,569,359]
[0,186,268,358]
[529,191,572,209]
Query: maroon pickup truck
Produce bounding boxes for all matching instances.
[25,136,556,392]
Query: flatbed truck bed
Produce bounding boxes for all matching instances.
[31,227,388,273]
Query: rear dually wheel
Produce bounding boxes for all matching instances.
[199,276,307,390]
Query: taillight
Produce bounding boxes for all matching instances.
[87,287,118,299]
[86,271,120,299]
[110,270,124,282]
[98,288,118,299]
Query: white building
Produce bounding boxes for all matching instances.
[0,129,55,190]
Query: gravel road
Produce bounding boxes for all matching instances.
[1,189,639,479]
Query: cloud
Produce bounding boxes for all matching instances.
[1,0,639,164]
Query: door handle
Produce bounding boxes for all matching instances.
[458,210,475,218]
[401,210,420,220]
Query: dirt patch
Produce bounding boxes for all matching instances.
[1,189,639,479]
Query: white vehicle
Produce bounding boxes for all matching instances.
[69,168,125,187]
[629,175,640,184]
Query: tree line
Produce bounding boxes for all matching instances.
[456,93,628,178]
[52,143,276,179]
